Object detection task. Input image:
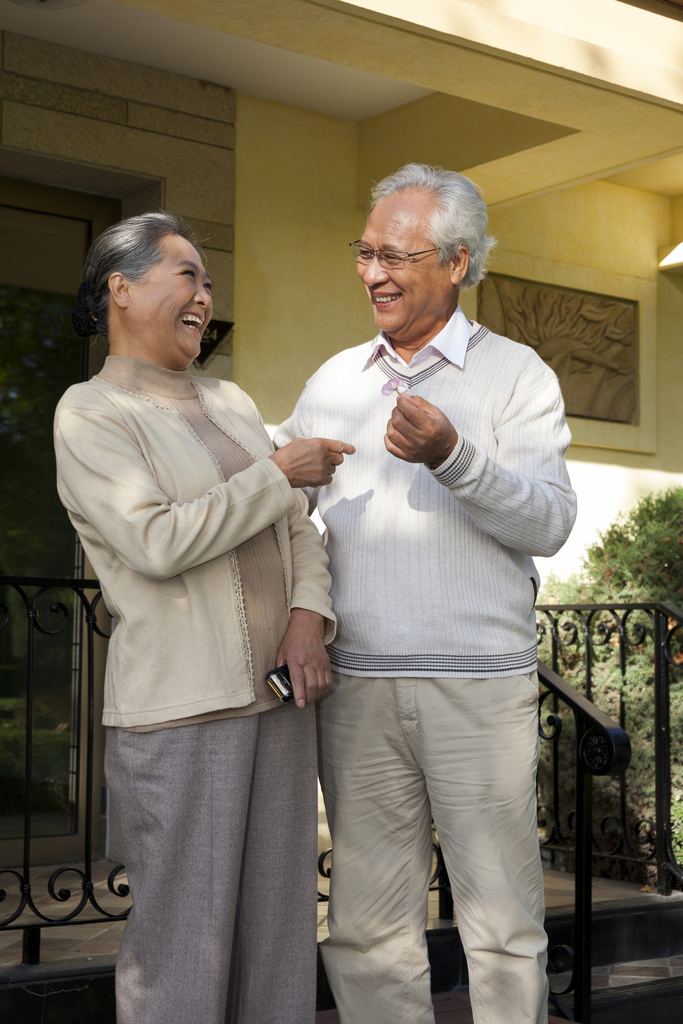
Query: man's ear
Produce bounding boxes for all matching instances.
[108,272,132,309]
[450,247,469,287]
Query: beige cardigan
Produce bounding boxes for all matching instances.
[54,374,336,728]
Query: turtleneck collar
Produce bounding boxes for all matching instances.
[96,355,198,400]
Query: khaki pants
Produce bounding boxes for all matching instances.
[105,702,318,1024]
[318,672,548,1024]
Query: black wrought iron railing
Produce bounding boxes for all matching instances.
[5,577,668,1024]
[536,601,683,898]
[0,576,130,967]
[532,600,683,1022]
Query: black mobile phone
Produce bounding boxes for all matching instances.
[265,664,295,703]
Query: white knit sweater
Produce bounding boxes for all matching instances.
[275,316,577,678]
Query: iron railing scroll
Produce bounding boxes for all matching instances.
[0,576,131,967]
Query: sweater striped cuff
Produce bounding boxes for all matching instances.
[428,434,477,488]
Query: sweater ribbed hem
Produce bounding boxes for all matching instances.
[327,644,538,678]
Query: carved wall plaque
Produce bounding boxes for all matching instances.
[477,275,638,424]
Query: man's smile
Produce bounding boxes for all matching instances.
[373,293,401,306]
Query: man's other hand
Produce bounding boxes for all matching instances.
[270,437,355,488]
[385,394,458,468]
[275,608,331,708]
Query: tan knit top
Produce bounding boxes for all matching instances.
[96,356,289,730]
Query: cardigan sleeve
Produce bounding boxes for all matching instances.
[55,396,298,581]
[428,367,577,557]
[286,490,336,643]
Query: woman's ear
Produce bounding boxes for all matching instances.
[108,272,132,309]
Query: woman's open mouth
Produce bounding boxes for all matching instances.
[180,312,204,335]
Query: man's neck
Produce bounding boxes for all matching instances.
[385,319,452,365]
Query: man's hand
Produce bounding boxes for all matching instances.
[270,438,355,488]
[385,394,458,468]
[275,608,331,708]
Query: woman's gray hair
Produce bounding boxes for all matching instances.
[369,164,495,289]
[84,211,202,335]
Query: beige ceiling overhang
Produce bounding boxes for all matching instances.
[103,0,683,206]
[6,0,683,206]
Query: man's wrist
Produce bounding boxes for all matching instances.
[426,433,458,470]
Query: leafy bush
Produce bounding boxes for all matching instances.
[0,697,72,816]
[547,488,683,606]
[539,487,683,883]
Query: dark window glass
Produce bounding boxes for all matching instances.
[0,205,89,840]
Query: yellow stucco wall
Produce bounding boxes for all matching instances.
[233,93,374,425]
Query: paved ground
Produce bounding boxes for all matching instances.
[2,860,682,1002]
[316,991,568,1023]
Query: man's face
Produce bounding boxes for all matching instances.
[357,190,468,346]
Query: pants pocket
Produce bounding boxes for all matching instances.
[519,669,540,703]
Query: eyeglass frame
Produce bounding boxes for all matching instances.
[349,241,441,269]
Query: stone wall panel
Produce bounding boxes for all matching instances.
[127,103,235,149]
[0,70,127,124]
[3,32,235,123]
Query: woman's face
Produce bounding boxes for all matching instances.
[108,233,213,370]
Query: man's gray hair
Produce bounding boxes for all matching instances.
[369,164,495,289]
[84,211,202,335]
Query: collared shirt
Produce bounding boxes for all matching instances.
[365,304,471,373]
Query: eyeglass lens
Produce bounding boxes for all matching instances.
[351,244,405,268]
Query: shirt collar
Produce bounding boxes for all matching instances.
[366,305,471,371]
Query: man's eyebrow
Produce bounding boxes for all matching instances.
[359,241,401,250]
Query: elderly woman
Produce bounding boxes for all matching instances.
[54,212,353,1024]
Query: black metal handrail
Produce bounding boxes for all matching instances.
[537,660,630,1023]
[0,575,130,968]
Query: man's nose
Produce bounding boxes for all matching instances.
[362,257,389,285]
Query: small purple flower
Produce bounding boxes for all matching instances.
[381,377,409,397]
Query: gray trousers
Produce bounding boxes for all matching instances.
[105,702,318,1024]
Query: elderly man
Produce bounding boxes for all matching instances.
[275,163,576,1024]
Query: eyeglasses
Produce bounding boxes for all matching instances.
[349,241,439,269]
